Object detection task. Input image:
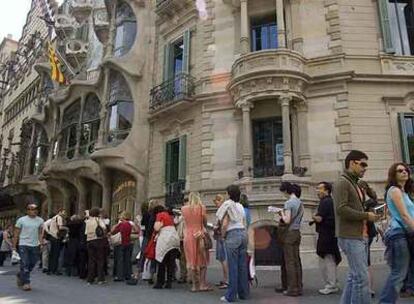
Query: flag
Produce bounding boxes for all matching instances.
[48,42,65,84]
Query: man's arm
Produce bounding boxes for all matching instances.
[12,227,21,250]
[333,180,369,221]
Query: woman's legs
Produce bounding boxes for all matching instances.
[191,267,200,291]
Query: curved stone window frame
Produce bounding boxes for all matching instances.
[80,94,101,156]
[113,1,137,57]
[107,71,134,144]
[59,100,81,160]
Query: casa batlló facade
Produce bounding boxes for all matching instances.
[1,0,414,267]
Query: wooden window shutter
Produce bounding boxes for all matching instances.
[182,29,191,74]
[178,135,187,180]
[398,113,410,163]
[378,0,395,54]
[165,141,172,184]
[163,43,172,82]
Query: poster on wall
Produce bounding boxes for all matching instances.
[275,143,284,166]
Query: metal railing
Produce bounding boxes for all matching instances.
[165,179,186,208]
[149,73,195,112]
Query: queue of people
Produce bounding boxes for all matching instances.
[1,149,414,303]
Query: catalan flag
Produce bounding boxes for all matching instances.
[47,42,65,84]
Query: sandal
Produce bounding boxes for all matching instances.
[199,286,214,292]
[218,282,228,289]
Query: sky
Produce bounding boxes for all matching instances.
[0,0,64,42]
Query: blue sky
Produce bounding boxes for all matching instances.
[0,0,64,42]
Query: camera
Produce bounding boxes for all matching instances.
[308,220,315,226]
[363,198,378,211]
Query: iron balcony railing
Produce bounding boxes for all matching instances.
[150,73,195,112]
[165,179,186,208]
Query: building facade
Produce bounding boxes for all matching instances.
[1,0,414,266]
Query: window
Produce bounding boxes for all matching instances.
[251,14,278,52]
[379,0,414,55]
[253,118,284,177]
[163,30,191,82]
[399,113,414,165]
[80,94,100,155]
[107,71,134,144]
[29,125,48,175]
[113,1,137,57]
[165,135,187,207]
[60,100,81,159]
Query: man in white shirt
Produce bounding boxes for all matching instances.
[47,209,66,275]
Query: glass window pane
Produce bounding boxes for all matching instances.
[389,1,404,55]
[117,102,133,130]
[270,24,278,48]
[261,26,269,49]
[396,1,411,54]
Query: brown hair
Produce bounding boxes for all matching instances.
[386,162,414,195]
[89,207,100,217]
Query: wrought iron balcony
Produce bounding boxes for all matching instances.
[149,73,195,112]
[165,180,186,208]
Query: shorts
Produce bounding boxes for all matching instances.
[216,239,226,262]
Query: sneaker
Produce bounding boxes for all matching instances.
[97,280,107,285]
[16,274,23,287]
[319,286,339,295]
[220,296,230,302]
[22,284,31,291]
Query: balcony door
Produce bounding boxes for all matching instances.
[253,117,284,177]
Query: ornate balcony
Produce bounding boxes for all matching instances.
[54,14,78,36]
[93,7,110,44]
[149,73,195,113]
[165,180,186,208]
[71,0,93,22]
[65,39,88,66]
[228,49,309,105]
[155,0,195,17]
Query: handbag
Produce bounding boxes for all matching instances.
[193,206,213,251]
[144,233,156,260]
[110,232,122,246]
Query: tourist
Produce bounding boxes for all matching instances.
[217,185,249,302]
[176,197,189,284]
[0,224,13,266]
[275,182,303,297]
[48,208,66,275]
[213,194,228,289]
[182,192,211,292]
[85,207,107,285]
[64,215,83,276]
[152,205,180,289]
[240,194,252,227]
[111,211,135,282]
[12,203,44,291]
[333,150,380,304]
[379,163,414,303]
[312,181,341,295]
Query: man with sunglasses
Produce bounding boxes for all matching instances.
[12,203,44,291]
[333,150,381,304]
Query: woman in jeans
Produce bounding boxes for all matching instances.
[276,182,303,297]
[0,224,13,266]
[85,207,107,285]
[217,184,249,302]
[380,163,414,303]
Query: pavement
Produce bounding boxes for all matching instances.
[0,263,413,304]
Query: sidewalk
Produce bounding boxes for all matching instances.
[0,264,412,304]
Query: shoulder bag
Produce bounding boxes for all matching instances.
[193,206,213,251]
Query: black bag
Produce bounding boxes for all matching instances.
[95,219,105,238]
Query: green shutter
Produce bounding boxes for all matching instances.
[378,0,395,53]
[163,44,171,82]
[398,113,410,163]
[182,29,191,74]
[178,135,187,180]
[165,141,172,184]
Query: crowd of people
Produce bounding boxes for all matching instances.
[0,150,414,303]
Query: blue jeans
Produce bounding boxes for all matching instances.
[224,229,249,302]
[379,229,411,303]
[403,259,414,291]
[18,246,40,285]
[338,238,370,304]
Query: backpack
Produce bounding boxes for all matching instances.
[95,219,105,238]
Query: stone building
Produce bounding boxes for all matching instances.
[1,0,414,266]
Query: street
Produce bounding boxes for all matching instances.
[0,264,412,304]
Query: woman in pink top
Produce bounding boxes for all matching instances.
[182,192,211,292]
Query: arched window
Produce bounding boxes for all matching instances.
[107,71,134,144]
[113,1,137,57]
[80,94,100,155]
[59,100,81,159]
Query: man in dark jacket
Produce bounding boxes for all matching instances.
[312,182,341,295]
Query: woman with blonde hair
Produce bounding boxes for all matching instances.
[182,192,211,292]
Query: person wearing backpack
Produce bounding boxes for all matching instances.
[85,207,107,285]
[48,208,66,275]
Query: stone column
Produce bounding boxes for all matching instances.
[77,179,87,215]
[280,95,292,174]
[101,169,112,216]
[240,0,249,54]
[276,0,286,48]
[297,102,311,175]
[240,101,254,177]
[97,68,109,149]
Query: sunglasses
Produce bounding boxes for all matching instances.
[397,168,409,174]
